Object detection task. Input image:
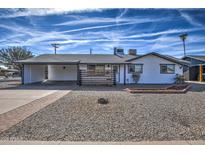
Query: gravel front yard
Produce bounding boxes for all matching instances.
[0,83,205,142]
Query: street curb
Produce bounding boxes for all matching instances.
[0,140,205,145]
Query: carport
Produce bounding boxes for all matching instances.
[183,55,205,82]
[189,64,205,82]
[20,61,80,84]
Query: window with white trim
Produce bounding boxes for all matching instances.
[128,64,143,73]
[87,65,105,76]
[160,64,175,74]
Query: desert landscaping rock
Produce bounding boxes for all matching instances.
[98,98,109,104]
[0,84,205,142]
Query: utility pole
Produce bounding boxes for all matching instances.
[51,43,60,54]
[90,48,92,54]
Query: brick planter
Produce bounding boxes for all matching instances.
[124,84,191,94]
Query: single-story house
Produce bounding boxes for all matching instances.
[182,55,205,81]
[17,51,189,85]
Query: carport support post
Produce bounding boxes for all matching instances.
[77,63,81,86]
[124,64,126,85]
[199,64,203,82]
[21,64,24,85]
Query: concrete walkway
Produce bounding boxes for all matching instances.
[0,140,205,145]
[0,90,70,133]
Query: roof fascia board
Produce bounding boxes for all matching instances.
[15,62,80,65]
[79,62,131,64]
[127,52,189,66]
[16,62,131,65]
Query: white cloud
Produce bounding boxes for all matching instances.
[55,16,165,28]
[117,9,128,19]
[0,23,74,47]
[116,9,128,24]
[2,21,202,53]
[0,24,40,37]
[169,48,205,57]
[151,33,205,50]
[0,8,104,18]
[54,17,130,26]
[119,28,202,39]
[2,22,204,54]
[179,11,204,28]
[186,48,205,54]
[61,18,165,34]
[1,10,205,57]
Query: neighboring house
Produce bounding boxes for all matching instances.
[17,51,189,85]
[182,55,205,81]
[0,60,19,77]
[0,60,7,76]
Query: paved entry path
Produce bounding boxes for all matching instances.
[0,90,70,133]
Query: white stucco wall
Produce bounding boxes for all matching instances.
[48,65,77,81]
[24,65,46,84]
[124,55,183,84]
[119,64,125,84]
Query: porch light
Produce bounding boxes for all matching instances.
[63,66,66,70]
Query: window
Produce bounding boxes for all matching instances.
[87,65,95,73]
[87,65,105,76]
[128,64,143,73]
[160,64,175,74]
[95,65,105,75]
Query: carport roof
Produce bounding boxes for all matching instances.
[16,54,136,64]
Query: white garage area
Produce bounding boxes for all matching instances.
[48,65,77,81]
[23,65,46,84]
[23,64,78,84]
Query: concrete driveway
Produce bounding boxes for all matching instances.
[0,81,78,114]
[0,89,57,114]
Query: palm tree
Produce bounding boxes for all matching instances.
[0,46,34,71]
[179,33,188,56]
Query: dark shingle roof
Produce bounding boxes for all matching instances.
[163,55,190,65]
[17,52,189,65]
[127,52,190,65]
[17,54,137,64]
[185,55,205,62]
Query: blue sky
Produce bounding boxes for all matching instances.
[0,8,205,57]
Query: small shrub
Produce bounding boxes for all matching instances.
[174,74,185,84]
[132,72,141,83]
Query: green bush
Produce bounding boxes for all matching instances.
[132,72,141,83]
[174,74,185,84]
